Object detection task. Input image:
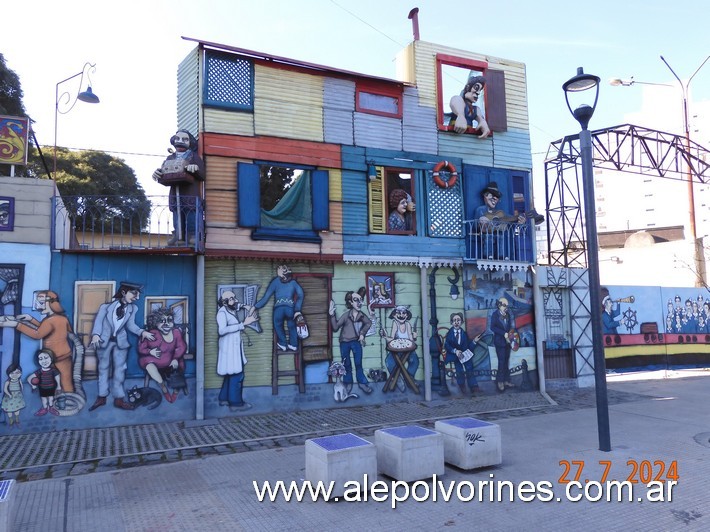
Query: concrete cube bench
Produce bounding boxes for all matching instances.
[305,433,377,498]
[434,417,501,470]
[375,425,444,481]
[0,480,14,530]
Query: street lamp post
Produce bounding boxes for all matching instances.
[563,67,611,452]
[661,55,709,284]
[54,62,100,179]
[610,55,710,285]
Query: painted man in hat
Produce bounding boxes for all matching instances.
[449,74,491,138]
[473,182,525,260]
[89,281,155,411]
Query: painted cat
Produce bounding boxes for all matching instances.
[126,386,162,410]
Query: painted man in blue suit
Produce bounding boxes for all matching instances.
[443,312,479,396]
[89,281,154,411]
[254,264,304,351]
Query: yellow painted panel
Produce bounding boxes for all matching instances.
[203,107,255,136]
[254,66,324,141]
[328,168,342,201]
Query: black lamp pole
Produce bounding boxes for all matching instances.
[563,67,611,452]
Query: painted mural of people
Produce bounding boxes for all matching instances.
[2,363,25,428]
[0,290,75,393]
[601,295,625,334]
[381,305,419,393]
[449,74,491,138]
[387,189,415,232]
[152,129,205,246]
[254,264,304,352]
[491,297,517,393]
[89,281,155,411]
[329,287,373,395]
[138,307,187,404]
[443,312,479,396]
[473,182,525,260]
[216,290,259,411]
[27,348,61,416]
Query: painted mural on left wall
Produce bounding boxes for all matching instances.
[0,254,199,434]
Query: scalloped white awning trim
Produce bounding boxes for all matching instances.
[474,259,533,272]
[342,255,463,268]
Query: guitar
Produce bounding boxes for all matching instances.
[481,209,544,227]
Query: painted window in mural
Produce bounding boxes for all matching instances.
[436,54,507,136]
[237,162,329,242]
[203,50,254,111]
[0,197,14,231]
[368,167,416,235]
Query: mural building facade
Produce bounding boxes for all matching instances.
[3,36,704,435]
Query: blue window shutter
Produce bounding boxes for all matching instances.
[311,170,330,231]
[238,162,261,227]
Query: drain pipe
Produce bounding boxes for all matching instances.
[532,266,557,406]
[420,264,431,400]
[196,254,205,419]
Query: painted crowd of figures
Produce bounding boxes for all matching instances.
[665,294,710,334]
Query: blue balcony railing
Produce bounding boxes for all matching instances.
[52,195,203,252]
[463,219,533,263]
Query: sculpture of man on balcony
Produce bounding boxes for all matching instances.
[473,182,525,260]
[152,129,205,246]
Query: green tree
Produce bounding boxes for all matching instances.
[0,53,25,116]
[29,147,152,233]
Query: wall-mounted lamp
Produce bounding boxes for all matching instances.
[366,161,377,182]
[447,267,460,300]
[54,62,100,179]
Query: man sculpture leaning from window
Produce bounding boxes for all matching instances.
[449,75,491,139]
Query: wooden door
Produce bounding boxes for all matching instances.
[74,282,114,379]
[294,274,331,363]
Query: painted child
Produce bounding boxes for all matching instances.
[2,363,26,428]
[27,349,61,416]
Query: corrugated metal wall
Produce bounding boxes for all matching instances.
[324,78,355,145]
[354,113,402,151]
[177,46,200,135]
[254,67,324,141]
[402,86,438,154]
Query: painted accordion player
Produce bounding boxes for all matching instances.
[157,158,196,185]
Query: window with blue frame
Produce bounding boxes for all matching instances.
[237,162,329,243]
[204,50,254,111]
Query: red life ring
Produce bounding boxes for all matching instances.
[432,161,458,188]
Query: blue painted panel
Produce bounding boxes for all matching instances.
[354,113,402,151]
[341,145,366,171]
[324,108,354,145]
[341,169,368,204]
[402,88,438,154]
[343,234,464,257]
[323,78,355,111]
[49,253,198,379]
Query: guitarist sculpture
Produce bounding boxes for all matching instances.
[473,182,543,260]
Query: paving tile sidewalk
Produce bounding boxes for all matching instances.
[1,385,649,480]
[4,373,709,531]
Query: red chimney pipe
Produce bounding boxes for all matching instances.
[408,8,420,41]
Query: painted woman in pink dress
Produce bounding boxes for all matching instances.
[137,307,186,403]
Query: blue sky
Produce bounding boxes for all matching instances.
[2,0,708,199]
